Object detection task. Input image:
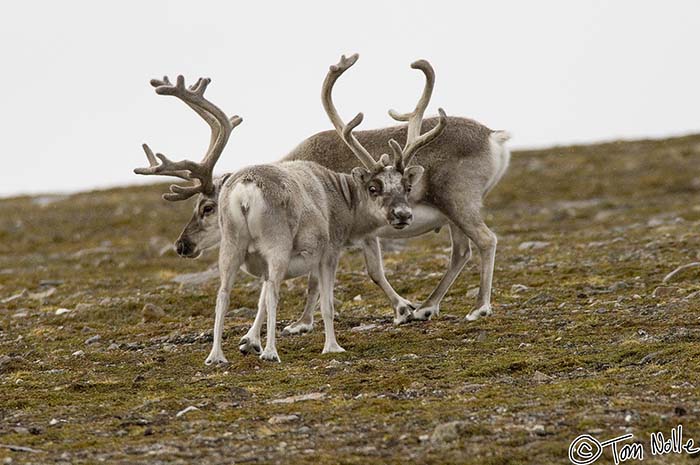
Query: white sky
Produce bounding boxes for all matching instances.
[1,1,698,197]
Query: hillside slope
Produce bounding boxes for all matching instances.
[2,134,700,464]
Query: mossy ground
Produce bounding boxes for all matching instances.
[2,134,700,464]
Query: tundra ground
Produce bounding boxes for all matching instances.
[2,134,700,464]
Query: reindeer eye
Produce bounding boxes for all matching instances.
[406,185,412,193]
[202,205,215,215]
[368,185,380,196]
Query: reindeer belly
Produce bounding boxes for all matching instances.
[375,204,447,239]
[241,250,318,280]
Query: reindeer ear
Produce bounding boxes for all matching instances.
[403,165,424,185]
[378,153,392,167]
[351,166,372,184]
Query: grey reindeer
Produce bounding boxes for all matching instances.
[145,53,511,330]
[135,54,445,363]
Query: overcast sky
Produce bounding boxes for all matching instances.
[1,1,698,197]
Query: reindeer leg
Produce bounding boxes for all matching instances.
[205,237,243,365]
[362,237,417,325]
[282,273,318,336]
[239,281,265,355]
[259,248,291,363]
[462,220,497,321]
[411,224,471,321]
[319,255,345,354]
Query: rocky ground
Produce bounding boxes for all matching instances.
[2,134,700,464]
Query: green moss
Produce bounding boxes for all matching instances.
[2,135,700,463]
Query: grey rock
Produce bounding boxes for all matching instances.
[142,303,166,322]
[171,267,219,288]
[531,424,547,436]
[2,289,28,304]
[511,284,529,294]
[231,307,256,319]
[85,335,101,345]
[269,392,326,404]
[532,370,553,382]
[350,323,378,332]
[518,241,550,251]
[268,414,300,425]
[652,286,682,298]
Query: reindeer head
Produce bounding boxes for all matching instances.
[134,75,241,258]
[321,54,447,229]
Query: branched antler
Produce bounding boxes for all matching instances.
[388,60,447,169]
[321,54,377,169]
[135,75,242,201]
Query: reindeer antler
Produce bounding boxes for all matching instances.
[388,60,447,169]
[321,54,377,169]
[135,75,242,201]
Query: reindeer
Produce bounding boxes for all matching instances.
[146,54,511,330]
[135,55,446,363]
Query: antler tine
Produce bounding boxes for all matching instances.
[134,143,192,181]
[402,108,447,166]
[321,54,376,169]
[388,139,404,171]
[388,59,448,166]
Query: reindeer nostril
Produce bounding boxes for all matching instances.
[176,239,193,256]
[392,208,412,222]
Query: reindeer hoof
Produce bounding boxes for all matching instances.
[322,344,346,354]
[411,305,439,321]
[466,305,492,321]
[282,322,313,336]
[393,301,417,325]
[238,336,262,355]
[260,350,281,363]
[205,350,229,366]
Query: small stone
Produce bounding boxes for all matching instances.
[518,241,550,251]
[231,307,256,319]
[75,303,95,312]
[268,414,300,425]
[55,308,71,315]
[28,287,56,301]
[171,267,219,288]
[107,343,120,351]
[465,287,479,299]
[175,406,199,417]
[72,350,85,357]
[532,370,553,382]
[142,303,166,322]
[350,323,378,332]
[1,289,28,304]
[608,281,629,292]
[49,418,60,426]
[531,424,547,436]
[12,311,28,318]
[269,392,326,404]
[352,294,362,302]
[85,335,101,345]
[511,284,529,294]
[652,286,682,298]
